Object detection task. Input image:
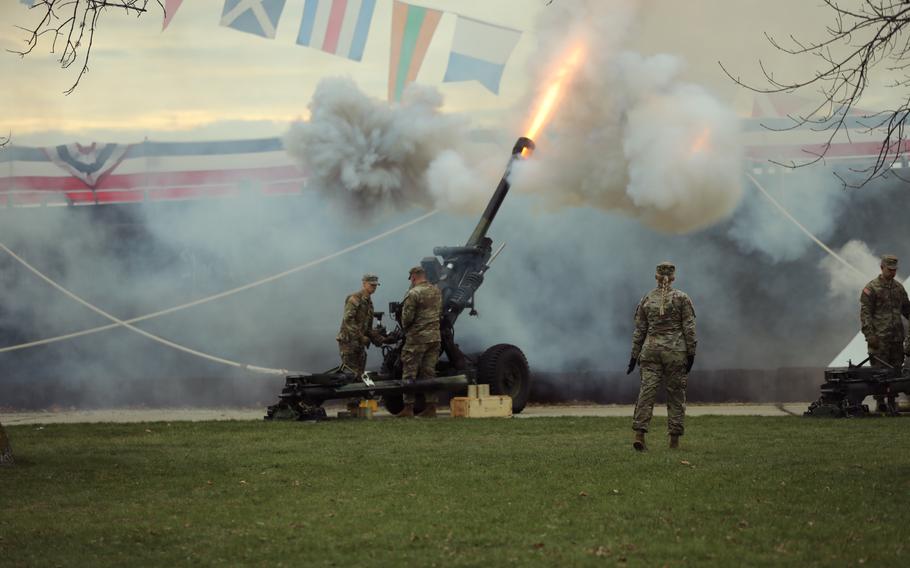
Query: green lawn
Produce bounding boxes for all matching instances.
[1,416,908,567]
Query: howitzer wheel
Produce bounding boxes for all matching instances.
[477,344,530,413]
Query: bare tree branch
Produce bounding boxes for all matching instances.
[8,0,163,95]
[721,0,910,188]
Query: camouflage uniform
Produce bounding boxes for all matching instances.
[336,275,385,377]
[860,255,910,370]
[401,279,442,380]
[631,263,697,436]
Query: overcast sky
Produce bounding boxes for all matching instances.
[0,0,899,145]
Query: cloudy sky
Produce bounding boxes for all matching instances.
[2,0,895,145]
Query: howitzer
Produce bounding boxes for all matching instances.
[805,356,910,417]
[418,137,535,369]
[266,138,534,420]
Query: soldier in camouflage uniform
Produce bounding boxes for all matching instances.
[399,266,443,418]
[336,273,387,378]
[860,254,910,411]
[628,262,697,451]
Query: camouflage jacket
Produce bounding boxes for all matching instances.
[860,276,910,344]
[631,288,697,358]
[401,282,442,345]
[336,290,384,347]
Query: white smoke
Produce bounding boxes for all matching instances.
[820,240,881,300]
[283,77,477,213]
[729,171,849,262]
[511,0,743,234]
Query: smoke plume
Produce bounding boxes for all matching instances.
[511,0,743,233]
[283,77,481,214]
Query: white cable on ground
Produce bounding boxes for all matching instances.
[0,209,440,373]
[746,173,867,279]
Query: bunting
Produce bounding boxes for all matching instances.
[297,0,377,61]
[443,16,521,95]
[220,0,286,39]
[43,143,131,189]
[387,0,441,102]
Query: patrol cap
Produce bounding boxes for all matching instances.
[881,254,898,269]
[656,262,676,277]
[362,273,380,285]
[408,266,425,278]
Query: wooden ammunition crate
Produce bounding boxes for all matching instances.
[450,390,512,418]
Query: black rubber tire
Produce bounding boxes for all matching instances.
[476,344,530,414]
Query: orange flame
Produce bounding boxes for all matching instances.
[524,44,586,141]
[689,127,711,156]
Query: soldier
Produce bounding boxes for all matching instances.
[336,273,386,378]
[399,266,443,418]
[627,262,697,451]
[860,254,910,412]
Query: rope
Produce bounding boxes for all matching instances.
[746,173,867,279]
[0,209,440,373]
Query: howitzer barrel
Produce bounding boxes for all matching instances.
[465,137,535,247]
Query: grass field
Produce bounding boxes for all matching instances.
[2,415,909,566]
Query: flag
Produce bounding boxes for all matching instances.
[388,0,441,102]
[297,0,377,61]
[220,0,286,39]
[162,0,185,31]
[443,16,521,95]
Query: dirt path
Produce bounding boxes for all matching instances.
[0,403,809,425]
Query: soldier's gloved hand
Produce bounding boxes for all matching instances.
[686,354,695,373]
[359,335,371,347]
[867,336,880,351]
[626,357,637,375]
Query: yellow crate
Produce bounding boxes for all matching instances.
[450,394,512,418]
[467,384,490,398]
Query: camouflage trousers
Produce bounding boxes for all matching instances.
[632,348,688,436]
[869,341,904,370]
[403,341,440,404]
[338,341,367,377]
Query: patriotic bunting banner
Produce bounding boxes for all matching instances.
[45,143,131,188]
[162,0,185,31]
[443,16,521,95]
[0,139,304,208]
[297,0,377,61]
[220,0,286,39]
[388,0,441,102]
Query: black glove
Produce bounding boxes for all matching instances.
[685,354,695,373]
[626,357,637,375]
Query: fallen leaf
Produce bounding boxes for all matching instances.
[531,542,545,550]
[239,480,247,485]
[612,489,620,495]
[737,520,749,529]
[578,491,588,497]
[145,429,152,433]
[680,460,691,466]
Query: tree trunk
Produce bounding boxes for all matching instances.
[0,420,13,466]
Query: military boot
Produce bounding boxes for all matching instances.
[397,404,414,418]
[633,430,646,452]
[417,404,437,418]
[669,434,680,449]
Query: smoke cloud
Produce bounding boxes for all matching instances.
[511,0,743,234]
[820,240,881,301]
[283,77,483,214]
